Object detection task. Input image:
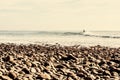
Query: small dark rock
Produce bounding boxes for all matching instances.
[22,68,30,74]
[61,54,76,61]
[103,70,111,76]
[8,71,17,79]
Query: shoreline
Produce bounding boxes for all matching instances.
[0,42,120,48]
[0,43,119,79]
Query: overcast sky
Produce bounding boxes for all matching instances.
[0,0,120,31]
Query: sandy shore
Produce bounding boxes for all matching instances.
[0,43,119,80]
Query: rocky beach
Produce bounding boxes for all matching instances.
[0,43,119,80]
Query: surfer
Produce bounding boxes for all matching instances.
[83,29,85,33]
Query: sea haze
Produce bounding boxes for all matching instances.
[0,31,120,47]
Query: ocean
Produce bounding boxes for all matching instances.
[0,31,120,47]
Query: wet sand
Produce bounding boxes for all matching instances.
[0,43,119,80]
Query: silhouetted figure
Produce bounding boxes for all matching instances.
[83,29,85,33]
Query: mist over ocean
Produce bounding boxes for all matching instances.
[0,31,120,47]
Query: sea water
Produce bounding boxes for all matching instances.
[0,31,120,47]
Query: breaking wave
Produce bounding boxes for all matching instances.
[0,31,120,39]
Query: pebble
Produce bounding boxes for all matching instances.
[35,68,41,72]
[22,68,30,74]
[0,75,12,80]
[89,74,96,80]
[103,70,111,76]
[8,71,17,79]
[0,44,119,80]
[92,69,98,74]
[3,56,14,62]
[112,72,119,77]
[38,72,51,79]
[30,68,36,73]
[23,77,29,80]
[67,71,78,80]
[26,61,32,67]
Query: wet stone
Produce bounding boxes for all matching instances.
[22,68,30,74]
[30,68,36,73]
[8,71,17,79]
[37,72,51,79]
[0,75,12,80]
[0,44,119,80]
[3,56,14,62]
[25,61,32,67]
[61,54,77,61]
[103,70,111,76]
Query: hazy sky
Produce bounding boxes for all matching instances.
[0,0,120,31]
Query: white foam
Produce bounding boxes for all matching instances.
[0,35,120,48]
